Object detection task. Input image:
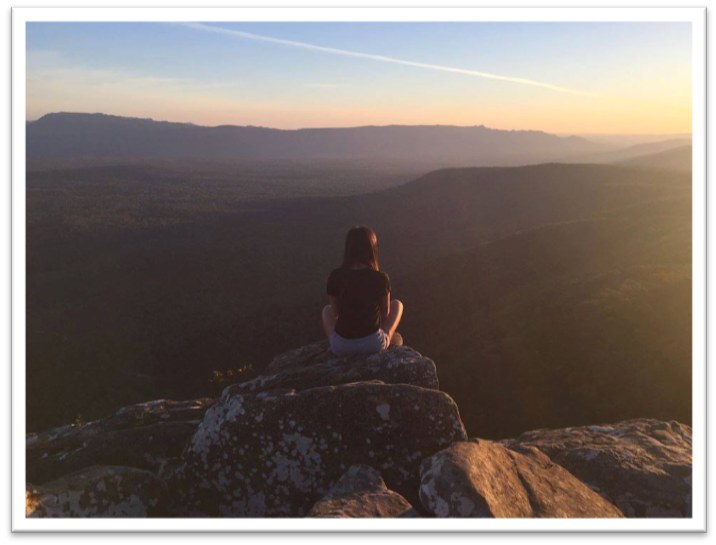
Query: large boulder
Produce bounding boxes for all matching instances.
[501,419,692,517]
[26,466,169,517]
[308,464,419,518]
[226,341,438,398]
[27,399,214,485]
[170,380,467,517]
[419,440,624,518]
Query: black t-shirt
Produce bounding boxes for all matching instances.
[326,267,391,339]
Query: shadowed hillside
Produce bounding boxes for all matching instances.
[396,196,691,437]
[568,138,692,165]
[616,145,692,172]
[26,162,691,438]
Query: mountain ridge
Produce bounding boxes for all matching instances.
[29,111,591,136]
[26,112,603,164]
[616,145,692,172]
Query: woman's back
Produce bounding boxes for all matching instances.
[321,225,403,355]
[327,266,391,339]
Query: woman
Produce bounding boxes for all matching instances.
[322,226,403,356]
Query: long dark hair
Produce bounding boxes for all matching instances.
[341,226,379,271]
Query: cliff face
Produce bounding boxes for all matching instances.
[26,341,692,518]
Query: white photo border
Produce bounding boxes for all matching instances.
[11,6,706,532]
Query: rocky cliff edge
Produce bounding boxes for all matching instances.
[26,341,692,518]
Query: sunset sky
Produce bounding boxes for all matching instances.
[26,22,692,134]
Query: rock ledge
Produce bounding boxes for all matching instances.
[26,343,692,519]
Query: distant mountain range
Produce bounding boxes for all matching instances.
[566,133,692,148]
[26,112,605,165]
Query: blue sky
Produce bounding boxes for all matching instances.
[26,22,692,133]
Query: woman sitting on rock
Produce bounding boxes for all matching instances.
[322,226,403,356]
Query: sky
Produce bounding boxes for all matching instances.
[26,22,692,134]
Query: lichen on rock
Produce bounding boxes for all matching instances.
[224,341,439,398]
[501,419,693,517]
[24,342,693,520]
[26,466,169,518]
[26,398,214,486]
[170,380,467,517]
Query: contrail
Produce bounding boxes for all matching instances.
[177,22,598,98]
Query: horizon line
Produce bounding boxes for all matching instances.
[27,111,693,138]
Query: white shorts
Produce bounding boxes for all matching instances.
[329,329,391,356]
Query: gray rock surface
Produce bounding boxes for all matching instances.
[26,466,169,517]
[24,341,693,520]
[501,419,692,517]
[419,440,624,518]
[170,380,467,517]
[27,399,214,485]
[227,341,439,397]
[308,464,419,518]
